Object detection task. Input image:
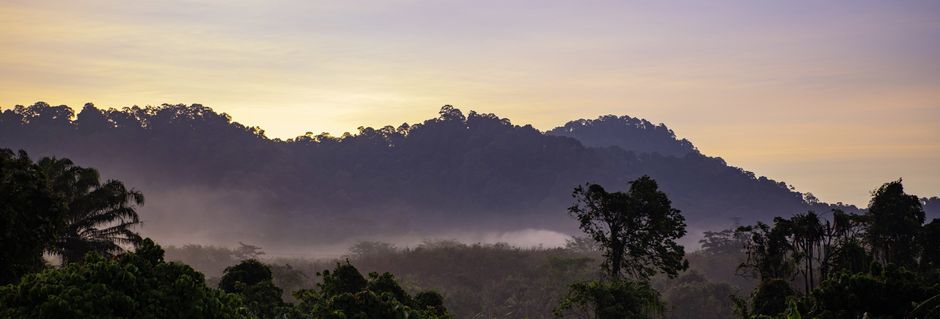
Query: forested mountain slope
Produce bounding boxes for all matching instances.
[0,102,858,246]
[547,115,697,157]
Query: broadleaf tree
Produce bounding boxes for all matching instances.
[568,175,688,280]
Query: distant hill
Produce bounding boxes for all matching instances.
[547,115,698,157]
[0,102,862,247]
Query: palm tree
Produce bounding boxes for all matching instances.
[38,157,144,264]
[789,212,823,292]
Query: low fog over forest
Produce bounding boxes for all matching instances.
[3,0,938,316]
[4,102,938,254]
[3,102,940,318]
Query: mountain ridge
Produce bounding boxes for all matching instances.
[1,102,869,246]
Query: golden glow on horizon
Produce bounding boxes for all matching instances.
[1,0,938,206]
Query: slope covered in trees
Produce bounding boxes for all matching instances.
[0,102,862,246]
[547,115,698,157]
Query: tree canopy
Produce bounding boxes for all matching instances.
[559,176,688,319]
[0,149,66,285]
[735,179,940,318]
[0,239,249,318]
[0,147,145,286]
[37,156,144,264]
[292,262,450,319]
[865,179,926,267]
[219,259,288,319]
[568,176,688,280]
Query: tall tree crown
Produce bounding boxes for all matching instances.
[568,176,687,280]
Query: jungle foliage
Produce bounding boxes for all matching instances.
[734,180,940,318]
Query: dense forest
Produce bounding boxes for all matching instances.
[1,147,938,318]
[0,102,898,249]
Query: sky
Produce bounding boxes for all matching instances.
[1,0,938,206]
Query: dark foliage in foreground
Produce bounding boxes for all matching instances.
[0,148,143,284]
[735,179,940,318]
[37,156,144,264]
[0,149,65,285]
[0,239,248,318]
[0,151,452,318]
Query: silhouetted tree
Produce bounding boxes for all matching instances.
[736,219,798,317]
[789,211,824,292]
[559,176,686,319]
[568,176,688,280]
[74,103,111,131]
[734,179,940,318]
[0,149,66,284]
[37,157,144,264]
[865,179,925,267]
